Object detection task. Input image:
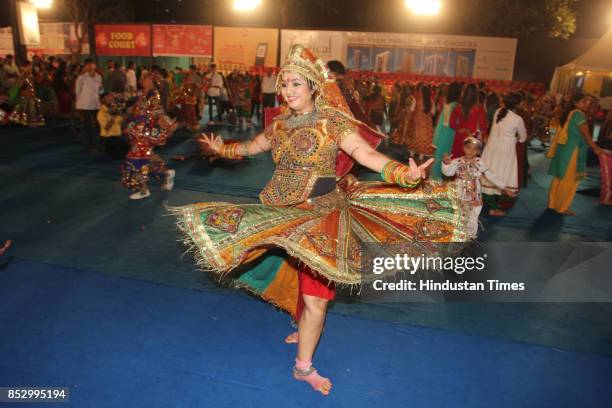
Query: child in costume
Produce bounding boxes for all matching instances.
[120,76,178,200]
[229,74,251,131]
[9,64,45,127]
[442,137,515,238]
[97,93,128,160]
[175,75,200,131]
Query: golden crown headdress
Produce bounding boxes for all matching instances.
[277,44,353,114]
[276,44,334,91]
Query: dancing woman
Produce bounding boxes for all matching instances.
[171,45,469,395]
[408,83,435,161]
[431,82,462,179]
[547,93,602,215]
[8,63,45,127]
[480,93,528,216]
[450,83,487,157]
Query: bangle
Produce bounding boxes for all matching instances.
[219,142,244,160]
[380,160,421,187]
[380,160,399,183]
[399,174,421,188]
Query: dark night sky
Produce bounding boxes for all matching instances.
[132,0,612,39]
[1,0,610,39]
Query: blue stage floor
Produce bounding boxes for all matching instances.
[1,260,611,408]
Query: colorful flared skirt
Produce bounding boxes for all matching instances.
[9,96,45,127]
[170,179,469,316]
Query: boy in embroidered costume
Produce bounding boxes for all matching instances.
[120,74,178,200]
[171,45,469,395]
[442,137,515,238]
[229,74,252,131]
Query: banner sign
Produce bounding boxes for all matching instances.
[153,24,212,57]
[27,22,89,56]
[281,29,517,80]
[95,24,151,56]
[280,29,345,62]
[0,27,14,57]
[17,1,40,46]
[214,27,278,68]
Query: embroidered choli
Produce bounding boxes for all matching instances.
[259,107,357,206]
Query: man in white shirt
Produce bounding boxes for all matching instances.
[205,63,224,124]
[261,69,277,109]
[1,54,20,89]
[126,61,137,92]
[75,59,102,151]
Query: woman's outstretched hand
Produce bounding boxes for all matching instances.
[197,133,224,155]
[407,157,434,181]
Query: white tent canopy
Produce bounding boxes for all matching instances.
[551,28,612,107]
[560,28,612,72]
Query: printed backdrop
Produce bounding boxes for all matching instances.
[281,29,517,80]
[213,27,278,68]
[153,25,212,57]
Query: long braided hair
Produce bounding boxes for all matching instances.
[496,92,521,123]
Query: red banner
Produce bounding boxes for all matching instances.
[153,24,212,57]
[95,24,151,56]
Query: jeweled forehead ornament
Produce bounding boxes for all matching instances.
[463,136,483,150]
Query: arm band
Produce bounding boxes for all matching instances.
[219,142,245,160]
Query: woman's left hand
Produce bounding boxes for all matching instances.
[407,158,434,181]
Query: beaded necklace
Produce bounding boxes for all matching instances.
[285,109,318,129]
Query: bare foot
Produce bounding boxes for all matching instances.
[293,366,332,396]
[284,332,299,344]
[562,209,576,216]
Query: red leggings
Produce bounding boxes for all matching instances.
[295,263,335,321]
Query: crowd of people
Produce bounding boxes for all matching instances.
[0,55,286,200]
[0,54,280,129]
[1,53,611,214]
[341,74,611,222]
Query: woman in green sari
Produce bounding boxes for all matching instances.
[431,82,462,179]
[547,92,602,215]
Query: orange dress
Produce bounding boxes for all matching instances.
[408,95,434,155]
[391,96,415,145]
